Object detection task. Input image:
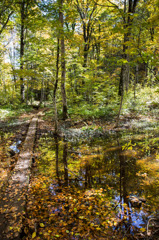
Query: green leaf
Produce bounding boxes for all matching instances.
[74,208,77,213]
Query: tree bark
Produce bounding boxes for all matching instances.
[96,24,101,63]
[75,0,97,68]
[40,78,44,105]
[20,0,25,102]
[53,38,60,134]
[0,10,13,36]
[83,42,89,67]
[59,0,68,120]
[134,64,138,99]
[119,0,139,97]
[117,0,139,125]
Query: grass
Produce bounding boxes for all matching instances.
[122,86,159,116]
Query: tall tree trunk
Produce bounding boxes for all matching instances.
[119,0,139,97]
[97,24,101,63]
[118,0,139,125]
[59,0,68,120]
[119,60,130,96]
[20,0,25,102]
[53,38,60,134]
[119,0,129,96]
[40,78,44,105]
[26,78,28,105]
[1,72,6,95]
[83,42,89,67]
[116,93,124,127]
[134,64,138,99]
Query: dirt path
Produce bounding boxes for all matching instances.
[0,117,38,240]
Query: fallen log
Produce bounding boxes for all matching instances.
[0,117,38,240]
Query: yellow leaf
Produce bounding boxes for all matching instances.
[96,227,101,231]
[140,228,146,232]
[32,232,36,238]
[40,223,45,228]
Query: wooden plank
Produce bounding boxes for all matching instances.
[0,117,38,240]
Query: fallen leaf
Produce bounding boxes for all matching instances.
[32,232,36,238]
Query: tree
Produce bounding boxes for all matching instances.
[0,0,14,36]
[19,0,25,102]
[119,0,140,97]
[74,0,98,67]
[59,0,68,120]
[53,37,60,133]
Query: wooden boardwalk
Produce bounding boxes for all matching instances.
[0,117,38,240]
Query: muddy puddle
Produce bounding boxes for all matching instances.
[30,127,159,239]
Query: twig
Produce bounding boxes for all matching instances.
[147,217,157,237]
[65,166,83,181]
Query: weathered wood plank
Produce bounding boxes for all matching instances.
[0,117,38,240]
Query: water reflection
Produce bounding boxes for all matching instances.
[63,141,68,185]
[40,130,159,235]
[9,140,21,153]
[54,136,60,186]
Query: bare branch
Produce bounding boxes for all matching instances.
[0,10,14,35]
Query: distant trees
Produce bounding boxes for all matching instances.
[0,0,158,120]
[18,0,38,102]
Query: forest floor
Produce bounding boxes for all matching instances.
[0,107,159,239]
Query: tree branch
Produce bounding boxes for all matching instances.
[0,10,14,35]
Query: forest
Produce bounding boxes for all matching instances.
[0,0,159,239]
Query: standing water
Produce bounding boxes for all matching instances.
[28,127,159,239]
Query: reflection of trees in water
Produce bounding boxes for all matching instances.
[118,150,132,233]
[54,136,59,179]
[116,136,144,233]
[54,137,68,186]
[63,140,68,186]
[54,134,157,202]
[48,132,159,238]
[52,134,159,237]
[54,136,61,186]
[119,151,128,203]
[79,136,140,232]
[85,162,92,188]
[76,139,138,192]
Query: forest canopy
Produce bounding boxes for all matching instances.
[0,0,158,120]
